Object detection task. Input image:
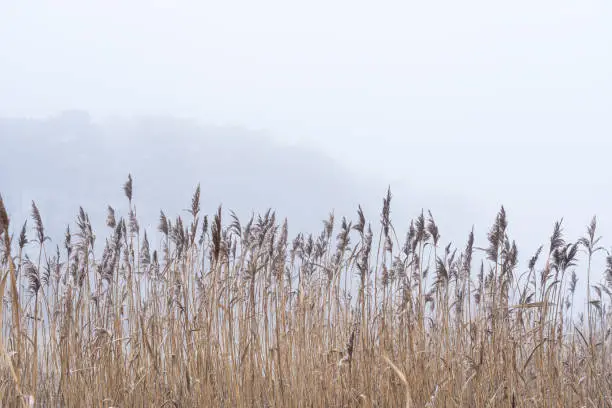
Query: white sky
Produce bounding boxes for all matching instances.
[1,0,612,261]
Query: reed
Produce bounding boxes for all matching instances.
[0,177,610,407]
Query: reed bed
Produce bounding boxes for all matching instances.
[0,176,611,407]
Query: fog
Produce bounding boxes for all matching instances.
[0,113,479,249]
[1,1,612,302]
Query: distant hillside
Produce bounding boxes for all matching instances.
[0,111,476,248]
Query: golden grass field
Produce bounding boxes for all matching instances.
[0,176,610,407]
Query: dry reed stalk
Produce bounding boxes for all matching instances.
[0,183,609,406]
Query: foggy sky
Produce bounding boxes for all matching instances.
[1,0,612,281]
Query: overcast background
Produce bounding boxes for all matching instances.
[1,1,611,300]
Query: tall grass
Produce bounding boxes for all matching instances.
[0,177,611,407]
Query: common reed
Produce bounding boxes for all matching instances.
[0,177,611,407]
